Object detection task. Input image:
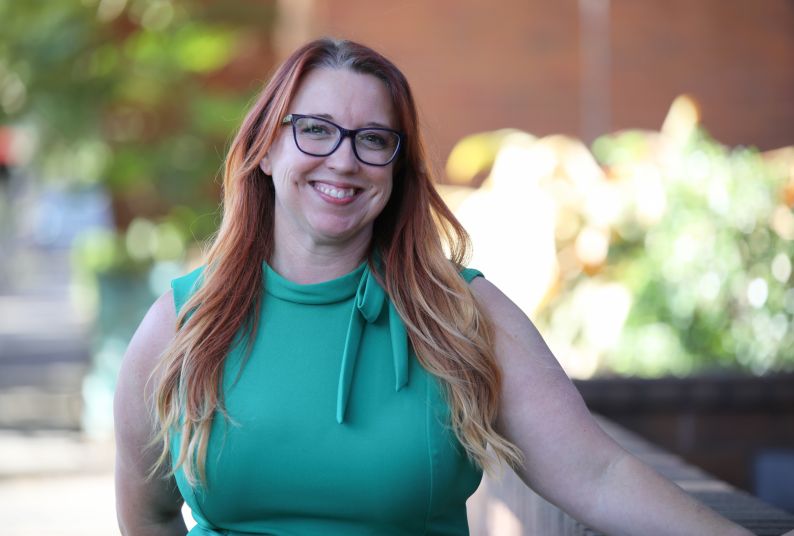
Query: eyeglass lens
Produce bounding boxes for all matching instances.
[292,116,400,166]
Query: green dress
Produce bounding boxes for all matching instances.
[170,261,484,535]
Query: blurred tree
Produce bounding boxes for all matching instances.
[589,128,794,376]
[0,0,277,251]
[0,1,278,434]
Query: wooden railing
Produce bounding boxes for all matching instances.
[466,416,794,535]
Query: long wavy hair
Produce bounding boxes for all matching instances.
[151,38,523,486]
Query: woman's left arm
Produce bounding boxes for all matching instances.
[470,277,753,536]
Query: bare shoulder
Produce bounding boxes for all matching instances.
[114,289,177,452]
[468,276,506,307]
[469,276,563,373]
[124,289,177,376]
[469,276,526,323]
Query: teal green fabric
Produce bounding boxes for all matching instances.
[170,262,484,535]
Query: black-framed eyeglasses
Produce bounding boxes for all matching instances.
[282,114,403,167]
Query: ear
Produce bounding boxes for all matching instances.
[259,154,272,176]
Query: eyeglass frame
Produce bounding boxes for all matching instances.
[281,113,404,167]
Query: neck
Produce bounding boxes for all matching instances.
[270,231,372,285]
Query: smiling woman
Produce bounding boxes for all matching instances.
[114,38,761,536]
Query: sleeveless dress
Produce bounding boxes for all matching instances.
[170,261,485,535]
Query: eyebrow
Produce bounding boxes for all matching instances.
[306,113,394,130]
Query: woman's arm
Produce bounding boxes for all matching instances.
[114,290,187,535]
[470,277,753,536]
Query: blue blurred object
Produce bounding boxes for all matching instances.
[754,448,794,514]
[32,185,113,249]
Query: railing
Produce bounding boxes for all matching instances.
[466,415,794,535]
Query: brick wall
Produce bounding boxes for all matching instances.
[276,0,794,173]
[610,0,794,151]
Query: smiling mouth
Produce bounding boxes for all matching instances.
[311,181,360,200]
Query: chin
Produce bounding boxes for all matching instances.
[309,222,369,245]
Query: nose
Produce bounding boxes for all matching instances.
[325,134,360,173]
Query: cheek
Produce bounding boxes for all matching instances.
[273,157,313,188]
[380,169,395,194]
[374,179,393,211]
[268,136,308,177]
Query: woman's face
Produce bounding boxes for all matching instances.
[261,68,396,252]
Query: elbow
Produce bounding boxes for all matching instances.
[577,448,633,529]
[116,514,187,536]
[115,493,187,536]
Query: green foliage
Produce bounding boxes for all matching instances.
[0,0,276,246]
[578,129,793,375]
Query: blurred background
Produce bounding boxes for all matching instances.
[0,1,792,534]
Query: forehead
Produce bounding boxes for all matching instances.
[289,67,395,127]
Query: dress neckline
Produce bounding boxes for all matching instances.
[264,261,367,304]
[264,258,408,423]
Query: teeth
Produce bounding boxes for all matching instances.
[314,183,356,199]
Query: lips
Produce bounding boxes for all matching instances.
[310,181,361,202]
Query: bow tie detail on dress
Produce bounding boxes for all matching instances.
[336,263,409,424]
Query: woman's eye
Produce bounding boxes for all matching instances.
[299,121,333,137]
[301,125,328,134]
[359,132,388,148]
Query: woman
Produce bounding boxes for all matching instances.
[114,38,755,535]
